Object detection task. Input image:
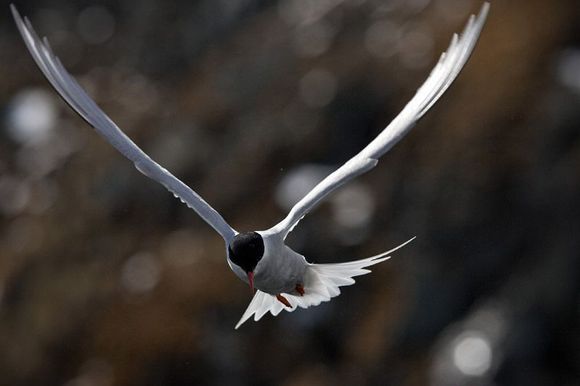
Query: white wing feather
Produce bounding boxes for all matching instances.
[11,5,237,243]
[270,3,489,239]
[235,237,415,329]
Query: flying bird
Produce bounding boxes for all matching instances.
[11,3,489,329]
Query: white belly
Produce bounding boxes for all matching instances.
[254,244,307,294]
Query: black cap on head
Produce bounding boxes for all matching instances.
[228,232,264,273]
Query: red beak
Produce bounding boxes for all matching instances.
[247,271,255,294]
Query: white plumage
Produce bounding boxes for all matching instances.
[235,236,415,329]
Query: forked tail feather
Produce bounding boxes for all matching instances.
[234,237,415,329]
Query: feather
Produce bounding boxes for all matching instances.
[235,237,415,329]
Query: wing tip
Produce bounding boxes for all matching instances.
[480,2,491,18]
[10,4,26,31]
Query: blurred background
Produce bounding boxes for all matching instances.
[0,0,579,385]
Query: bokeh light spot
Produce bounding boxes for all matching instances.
[452,332,493,376]
[77,6,115,45]
[121,252,161,294]
[7,88,57,145]
[299,69,337,108]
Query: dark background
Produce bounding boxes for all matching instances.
[1,1,579,385]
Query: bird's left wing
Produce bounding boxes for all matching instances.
[269,3,489,239]
[11,5,237,243]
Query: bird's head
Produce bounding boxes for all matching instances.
[228,231,264,293]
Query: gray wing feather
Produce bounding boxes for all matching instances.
[11,5,237,243]
[270,3,489,239]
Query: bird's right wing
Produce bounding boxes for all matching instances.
[269,3,489,239]
[11,5,237,244]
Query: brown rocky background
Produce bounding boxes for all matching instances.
[0,1,579,385]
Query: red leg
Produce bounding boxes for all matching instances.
[276,294,291,308]
[295,283,305,296]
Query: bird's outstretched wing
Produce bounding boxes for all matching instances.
[269,3,489,239]
[11,5,237,243]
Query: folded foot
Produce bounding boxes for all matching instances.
[276,294,291,308]
[295,283,305,296]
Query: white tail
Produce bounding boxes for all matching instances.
[234,237,415,329]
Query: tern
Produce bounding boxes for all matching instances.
[11,3,489,329]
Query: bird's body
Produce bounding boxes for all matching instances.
[11,3,490,329]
